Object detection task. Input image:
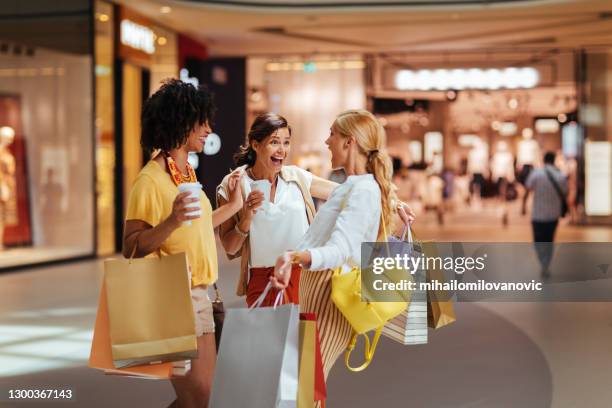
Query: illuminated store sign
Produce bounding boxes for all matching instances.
[585,141,612,216]
[120,19,155,54]
[535,118,560,134]
[395,67,539,91]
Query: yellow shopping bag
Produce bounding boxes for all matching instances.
[298,319,316,408]
[88,281,180,379]
[104,252,197,368]
[418,238,456,329]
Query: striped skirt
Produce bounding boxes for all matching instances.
[299,268,353,389]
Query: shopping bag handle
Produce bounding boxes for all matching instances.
[249,282,286,310]
[400,224,413,243]
[344,326,384,372]
[127,236,163,263]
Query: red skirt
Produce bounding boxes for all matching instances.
[246,264,301,307]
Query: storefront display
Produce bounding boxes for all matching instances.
[0,7,95,268]
[0,96,32,248]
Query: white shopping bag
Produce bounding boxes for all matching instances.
[210,284,299,408]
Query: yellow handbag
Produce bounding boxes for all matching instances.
[331,198,411,372]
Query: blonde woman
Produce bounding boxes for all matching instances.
[272,109,400,387]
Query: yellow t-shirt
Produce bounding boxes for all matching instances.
[125,160,218,287]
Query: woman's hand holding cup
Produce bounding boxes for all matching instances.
[170,183,202,227]
[242,190,264,219]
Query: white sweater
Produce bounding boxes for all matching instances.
[299,174,381,272]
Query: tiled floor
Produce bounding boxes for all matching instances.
[0,202,610,407]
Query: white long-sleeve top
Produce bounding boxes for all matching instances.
[298,174,381,272]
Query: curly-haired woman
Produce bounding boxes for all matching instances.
[122,79,242,408]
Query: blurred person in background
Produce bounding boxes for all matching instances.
[422,156,445,225]
[523,151,568,277]
[454,158,472,208]
[391,156,412,203]
[441,166,455,213]
[467,139,489,208]
[491,141,516,226]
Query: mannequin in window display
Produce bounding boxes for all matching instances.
[454,158,472,207]
[0,126,16,250]
[491,141,516,226]
[422,154,445,225]
[467,139,489,207]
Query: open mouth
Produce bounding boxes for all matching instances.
[271,156,283,166]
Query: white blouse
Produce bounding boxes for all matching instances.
[219,166,312,267]
[298,174,381,272]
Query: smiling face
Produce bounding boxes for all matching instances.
[185,120,212,153]
[252,127,291,174]
[325,125,350,169]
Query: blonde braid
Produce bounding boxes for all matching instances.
[333,109,397,240]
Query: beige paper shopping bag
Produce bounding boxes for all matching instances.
[89,281,179,379]
[104,252,197,368]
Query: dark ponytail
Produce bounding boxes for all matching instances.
[234,112,291,167]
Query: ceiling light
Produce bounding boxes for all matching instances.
[157,36,167,46]
[519,67,539,88]
[432,69,450,90]
[484,69,502,90]
[466,68,483,89]
[395,66,539,91]
[98,13,109,22]
[503,68,521,89]
[160,6,172,14]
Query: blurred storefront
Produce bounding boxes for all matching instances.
[0,1,208,269]
[0,2,95,269]
[362,50,611,224]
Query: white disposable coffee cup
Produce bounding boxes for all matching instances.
[250,179,271,203]
[177,182,202,226]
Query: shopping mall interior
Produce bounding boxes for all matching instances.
[0,0,611,406]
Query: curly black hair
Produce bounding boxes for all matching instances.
[141,78,216,154]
